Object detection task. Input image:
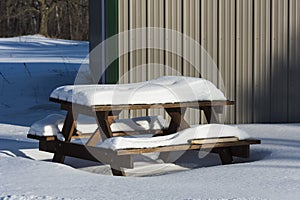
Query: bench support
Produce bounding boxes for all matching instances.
[53,110,78,163]
[39,140,133,169]
[29,133,260,176]
[214,148,233,164]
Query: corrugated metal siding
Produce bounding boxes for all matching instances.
[253,0,271,123]
[235,0,254,123]
[271,0,289,122]
[219,0,236,123]
[91,0,300,123]
[289,0,300,122]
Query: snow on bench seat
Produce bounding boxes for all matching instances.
[50,76,226,106]
[28,114,65,137]
[28,114,168,138]
[98,124,250,151]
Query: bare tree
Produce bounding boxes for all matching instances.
[36,0,61,36]
[0,0,89,40]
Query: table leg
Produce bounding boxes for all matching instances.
[159,108,190,162]
[96,111,114,139]
[202,106,219,123]
[214,148,233,165]
[53,110,78,163]
[165,108,190,135]
[95,111,126,176]
[111,168,126,176]
[86,111,119,146]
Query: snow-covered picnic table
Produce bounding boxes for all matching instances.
[28,76,260,176]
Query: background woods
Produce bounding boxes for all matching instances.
[0,0,89,40]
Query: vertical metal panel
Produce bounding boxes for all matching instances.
[106,0,119,83]
[271,0,289,122]
[156,0,165,77]
[236,0,253,123]
[201,0,218,85]
[200,0,219,124]
[182,0,201,124]
[182,0,191,123]
[165,0,173,75]
[118,0,125,82]
[147,0,165,80]
[165,0,182,76]
[89,0,104,83]
[135,0,147,83]
[119,0,129,84]
[147,0,154,81]
[174,0,183,76]
[118,0,129,118]
[253,0,271,122]
[128,0,148,117]
[219,0,236,123]
[194,0,201,78]
[147,0,165,117]
[129,0,137,84]
[182,0,191,76]
[288,0,300,122]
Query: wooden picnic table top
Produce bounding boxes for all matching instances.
[49,97,234,112]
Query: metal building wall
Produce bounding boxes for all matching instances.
[90,0,300,123]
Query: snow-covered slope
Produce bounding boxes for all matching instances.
[0,35,88,126]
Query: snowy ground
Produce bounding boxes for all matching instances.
[0,36,299,199]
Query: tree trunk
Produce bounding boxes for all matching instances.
[39,11,48,36]
[38,0,48,36]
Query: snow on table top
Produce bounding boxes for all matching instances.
[50,76,226,106]
[99,124,250,150]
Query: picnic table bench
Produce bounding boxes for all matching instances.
[27,76,260,176]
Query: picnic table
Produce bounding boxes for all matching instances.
[28,76,260,176]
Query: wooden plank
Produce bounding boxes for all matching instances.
[50,97,234,112]
[189,136,239,145]
[114,129,166,137]
[40,140,133,169]
[27,134,57,141]
[86,129,102,146]
[116,139,261,155]
[92,101,234,111]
